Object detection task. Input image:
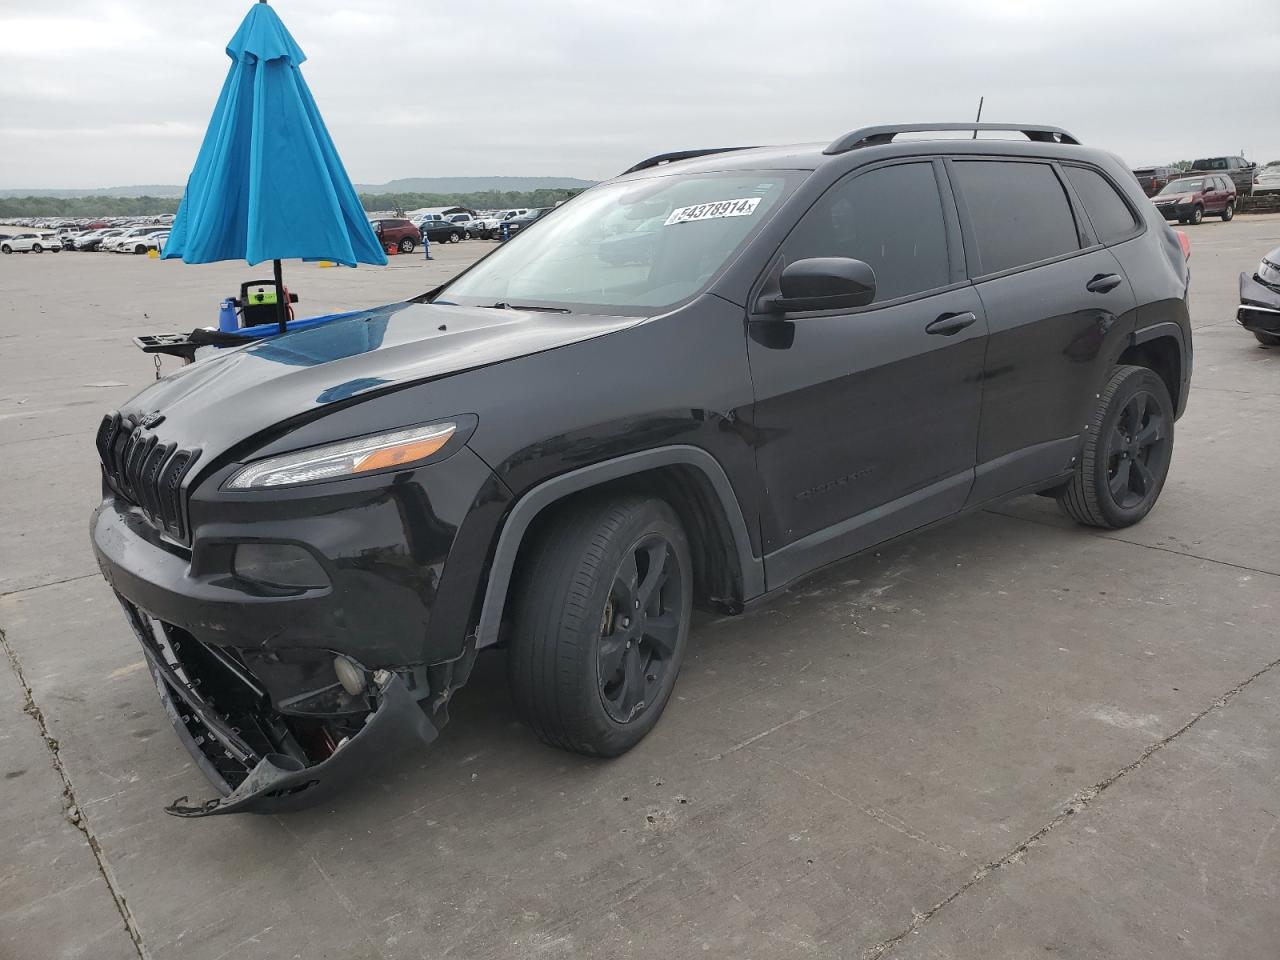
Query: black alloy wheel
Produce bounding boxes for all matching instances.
[1058,365,1174,529]
[1103,390,1168,510]
[596,533,684,724]
[508,495,692,757]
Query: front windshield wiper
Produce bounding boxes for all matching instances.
[486,301,572,314]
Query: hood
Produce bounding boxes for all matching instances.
[116,300,643,463]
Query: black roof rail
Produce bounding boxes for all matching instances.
[620,147,757,176]
[824,123,1080,155]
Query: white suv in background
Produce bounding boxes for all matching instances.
[1,233,62,254]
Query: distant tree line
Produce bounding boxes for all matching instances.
[0,195,182,218]
[0,187,589,220]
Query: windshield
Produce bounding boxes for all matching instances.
[1159,178,1203,195]
[439,171,796,314]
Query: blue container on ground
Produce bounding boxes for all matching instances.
[217,298,239,332]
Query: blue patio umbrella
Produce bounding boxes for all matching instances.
[163,0,386,332]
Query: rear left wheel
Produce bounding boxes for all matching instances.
[1221,201,1234,222]
[508,495,692,757]
[1057,365,1174,529]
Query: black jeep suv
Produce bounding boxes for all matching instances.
[91,123,1192,816]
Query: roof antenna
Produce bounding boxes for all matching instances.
[972,96,984,139]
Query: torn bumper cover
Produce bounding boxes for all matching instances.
[1238,272,1280,337]
[117,597,451,817]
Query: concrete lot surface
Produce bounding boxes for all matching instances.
[2,219,1279,959]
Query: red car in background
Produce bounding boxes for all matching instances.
[1151,174,1236,225]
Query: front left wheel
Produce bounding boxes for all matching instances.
[398,237,415,254]
[508,495,692,757]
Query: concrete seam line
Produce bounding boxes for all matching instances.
[0,571,101,599]
[0,626,150,960]
[861,654,1280,960]
[984,508,1280,581]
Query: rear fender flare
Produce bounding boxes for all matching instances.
[474,445,763,649]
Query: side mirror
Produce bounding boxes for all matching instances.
[766,257,876,314]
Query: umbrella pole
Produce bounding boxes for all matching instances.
[273,258,287,334]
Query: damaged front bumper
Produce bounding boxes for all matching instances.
[117,596,472,817]
[1238,272,1280,337]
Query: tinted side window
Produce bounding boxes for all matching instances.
[785,162,950,303]
[1063,166,1139,243]
[951,161,1079,275]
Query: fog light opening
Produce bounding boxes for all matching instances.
[333,656,366,697]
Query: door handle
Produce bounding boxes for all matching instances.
[1086,273,1123,294]
[925,311,977,336]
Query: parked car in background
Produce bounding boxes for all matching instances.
[1,233,62,253]
[421,219,468,244]
[1237,246,1280,346]
[103,225,169,252]
[369,218,421,253]
[1190,156,1255,195]
[1151,175,1236,224]
[1252,162,1280,196]
[74,229,123,251]
[497,207,552,239]
[145,232,170,253]
[116,228,169,254]
[470,212,504,239]
[1132,165,1182,197]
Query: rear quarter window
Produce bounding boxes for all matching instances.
[951,160,1080,275]
[1063,166,1139,244]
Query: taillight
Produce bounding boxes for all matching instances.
[1175,229,1191,260]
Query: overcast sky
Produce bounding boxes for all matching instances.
[1,0,1277,189]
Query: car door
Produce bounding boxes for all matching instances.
[1202,177,1223,213]
[746,159,988,587]
[947,158,1138,504]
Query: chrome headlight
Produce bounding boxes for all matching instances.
[226,422,457,490]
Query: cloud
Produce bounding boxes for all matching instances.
[1,0,1277,188]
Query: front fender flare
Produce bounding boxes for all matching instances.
[474,445,763,649]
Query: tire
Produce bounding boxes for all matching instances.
[508,495,693,757]
[1254,331,1280,347]
[1,245,11,255]
[32,244,43,253]
[1190,204,1204,225]
[448,232,460,243]
[397,237,415,254]
[1057,365,1174,529]
[1221,202,1234,222]
[134,244,147,254]
[463,230,472,240]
